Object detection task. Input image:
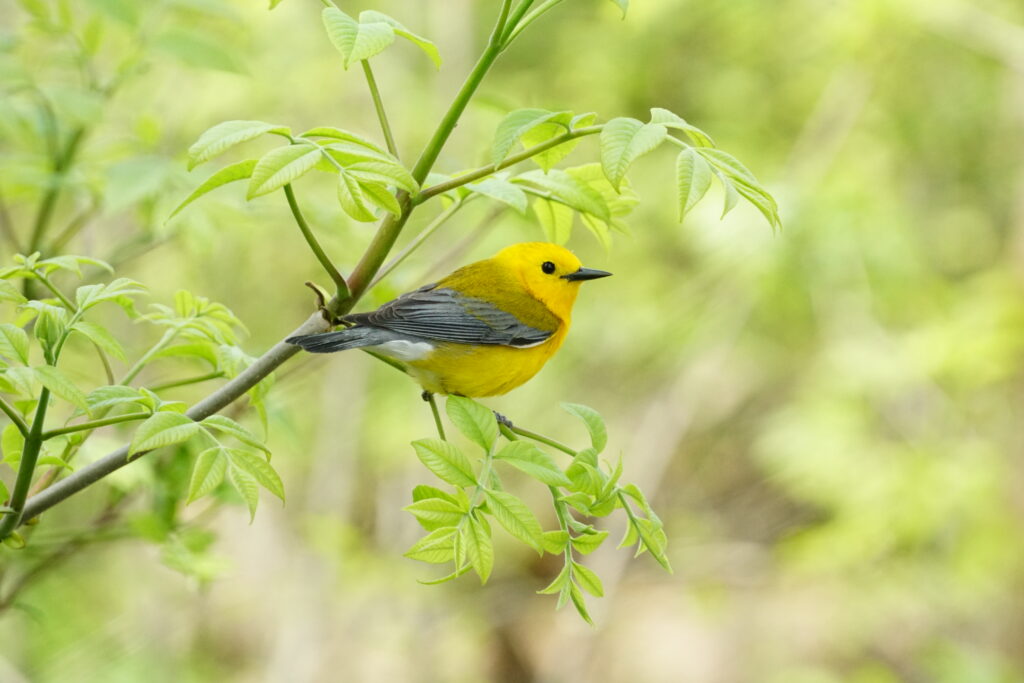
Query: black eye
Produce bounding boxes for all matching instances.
[541,261,556,274]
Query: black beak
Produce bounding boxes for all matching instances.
[562,267,612,282]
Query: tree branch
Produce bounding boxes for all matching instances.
[41,411,151,439]
[284,183,350,299]
[0,396,28,437]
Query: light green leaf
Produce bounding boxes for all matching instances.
[247,144,322,198]
[322,7,395,69]
[33,365,89,412]
[492,109,569,165]
[573,561,604,597]
[411,438,476,487]
[697,147,759,185]
[541,530,570,554]
[299,127,386,153]
[404,497,465,531]
[2,422,25,465]
[360,11,441,68]
[345,160,417,192]
[494,441,570,487]
[0,280,26,304]
[464,513,494,583]
[187,447,228,503]
[404,527,458,564]
[599,117,667,190]
[227,448,284,501]
[561,403,608,453]
[483,489,544,553]
[445,396,497,452]
[568,583,594,624]
[412,484,464,507]
[608,0,628,17]
[336,170,377,222]
[538,562,571,594]
[467,176,528,214]
[129,411,200,456]
[70,320,127,361]
[360,182,401,216]
[580,214,612,252]
[718,172,740,218]
[675,147,713,222]
[169,159,257,219]
[188,120,290,170]
[532,198,574,244]
[86,385,150,413]
[571,530,609,555]
[649,107,715,147]
[0,323,30,365]
[201,414,269,454]
[734,180,782,231]
[523,112,594,171]
[228,465,259,522]
[515,169,610,220]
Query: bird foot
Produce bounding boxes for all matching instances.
[493,411,515,430]
[304,281,344,326]
[421,390,433,402]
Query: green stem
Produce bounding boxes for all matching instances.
[0,397,28,437]
[119,328,177,385]
[41,411,151,440]
[499,0,538,46]
[426,393,446,440]
[0,388,50,536]
[368,198,465,290]
[415,125,603,203]
[28,127,86,255]
[508,424,576,456]
[283,184,349,299]
[34,272,75,311]
[361,60,399,158]
[504,0,566,44]
[148,371,225,393]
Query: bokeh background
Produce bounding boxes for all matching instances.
[2,0,1024,680]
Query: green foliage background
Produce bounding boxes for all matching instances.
[2,0,1024,680]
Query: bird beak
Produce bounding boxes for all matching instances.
[562,267,612,282]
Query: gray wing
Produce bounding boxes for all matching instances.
[344,285,555,347]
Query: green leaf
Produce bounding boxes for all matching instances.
[153,28,245,74]
[86,385,149,413]
[571,530,609,555]
[718,172,740,218]
[300,127,386,153]
[494,441,570,487]
[227,448,285,501]
[404,527,458,564]
[404,497,465,531]
[568,583,594,625]
[74,278,146,312]
[188,120,290,170]
[0,323,30,365]
[561,403,608,453]
[345,160,417,192]
[187,446,228,503]
[2,422,25,465]
[70,321,127,361]
[632,517,672,571]
[360,10,441,68]
[360,182,401,216]
[607,0,628,17]
[0,280,26,304]
[168,159,257,219]
[541,530,570,554]
[201,414,269,454]
[129,411,200,456]
[675,147,713,222]
[492,109,569,165]
[463,513,494,583]
[733,180,782,231]
[532,198,574,244]
[514,169,610,220]
[336,169,377,222]
[483,489,544,552]
[412,484,463,507]
[411,438,476,487]
[445,396,497,452]
[537,562,571,594]
[572,561,604,597]
[247,144,322,198]
[599,117,667,191]
[33,366,89,412]
[523,112,595,171]
[466,176,528,214]
[228,465,259,522]
[697,147,759,185]
[321,7,395,69]
[649,107,715,147]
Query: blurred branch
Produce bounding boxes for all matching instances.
[361,60,399,158]
[368,198,467,290]
[0,186,21,252]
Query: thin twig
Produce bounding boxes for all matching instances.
[0,396,28,437]
[148,371,225,393]
[361,60,399,158]
[41,411,151,440]
[368,198,466,290]
[426,392,446,440]
[284,184,349,299]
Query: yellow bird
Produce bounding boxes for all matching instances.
[287,242,611,397]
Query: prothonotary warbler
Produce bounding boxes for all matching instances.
[287,242,611,397]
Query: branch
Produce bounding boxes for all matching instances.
[367,198,466,290]
[0,396,28,437]
[41,411,151,439]
[0,389,50,536]
[415,125,603,203]
[361,60,399,158]
[284,184,350,299]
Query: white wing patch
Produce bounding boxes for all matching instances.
[373,340,435,361]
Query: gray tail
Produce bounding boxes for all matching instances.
[286,327,379,353]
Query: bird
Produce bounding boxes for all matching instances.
[287,242,611,397]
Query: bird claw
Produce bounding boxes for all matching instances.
[493,411,515,429]
[304,281,343,326]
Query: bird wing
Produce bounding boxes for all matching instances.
[344,285,558,347]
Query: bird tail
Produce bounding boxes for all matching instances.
[286,327,380,353]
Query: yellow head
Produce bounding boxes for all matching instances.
[493,242,611,320]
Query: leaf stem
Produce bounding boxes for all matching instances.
[34,272,76,311]
[0,396,29,437]
[0,388,50,537]
[368,198,465,290]
[426,393,446,440]
[508,424,576,456]
[361,60,399,158]
[119,328,178,385]
[504,0,566,45]
[41,411,151,440]
[283,184,350,299]
[415,125,603,203]
[148,371,225,393]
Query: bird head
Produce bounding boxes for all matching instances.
[495,242,611,319]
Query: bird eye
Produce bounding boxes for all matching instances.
[541,261,556,274]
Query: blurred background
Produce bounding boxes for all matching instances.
[2,0,1024,680]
